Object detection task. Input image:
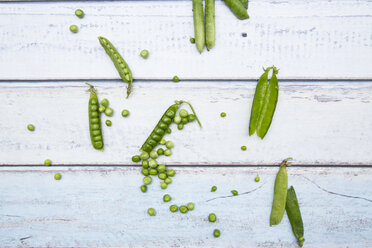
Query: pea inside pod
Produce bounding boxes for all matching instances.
[86,83,104,151]
[286,186,305,247]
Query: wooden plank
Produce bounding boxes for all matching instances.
[0,166,371,247]
[0,81,371,166]
[0,0,371,80]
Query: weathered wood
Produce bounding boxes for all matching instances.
[0,166,371,247]
[0,81,371,165]
[0,0,371,80]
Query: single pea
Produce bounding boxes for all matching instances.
[140,49,149,59]
[181,117,189,124]
[231,190,238,196]
[164,149,172,156]
[158,172,167,180]
[160,182,167,189]
[75,9,84,18]
[220,112,226,117]
[100,99,109,107]
[211,186,217,192]
[165,141,174,149]
[141,169,149,176]
[179,109,188,117]
[170,205,178,212]
[27,124,35,131]
[149,159,158,168]
[190,37,195,44]
[149,168,158,175]
[241,146,247,151]
[121,109,130,117]
[104,107,114,117]
[44,159,51,166]
[99,106,106,112]
[140,185,147,193]
[255,174,260,182]
[140,152,149,160]
[166,169,175,177]
[164,177,172,184]
[105,120,112,126]
[143,176,152,185]
[179,205,188,214]
[150,150,158,159]
[208,213,217,222]
[163,194,172,202]
[147,208,156,216]
[188,114,196,122]
[174,115,182,124]
[69,25,78,33]
[160,139,166,145]
[187,202,195,211]
[172,76,180,82]
[213,229,221,238]
[142,160,149,169]
[157,164,166,172]
[166,128,172,134]
[177,123,184,130]
[157,148,164,155]
[132,155,141,163]
[54,173,61,180]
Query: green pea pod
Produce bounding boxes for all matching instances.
[223,0,249,20]
[86,83,104,151]
[286,186,305,247]
[270,158,292,226]
[98,36,133,98]
[205,0,215,51]
[193,0,205,53]
[239,0,248,9]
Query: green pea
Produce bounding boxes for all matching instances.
[75,9,84,18]
[174,115,182,124]
[54,173,61,180]
[187,202,195,211]
[27,124,35,131]
[140,185,147,193]
[255,174,260,182]
[140,152,149,160]
[147,208,156,216]
[157,148,164,155]
[104,107,114,117]
[163,194,172,202]
[140,49,149,59]
[241,146,247,151]
[160,182,167,189]
[208,213,217,222]
[231,190,238,196]
[181,117,189,124]
[160,139,166,145]
[170,205,178,212]
[179,109,188,117]
[132,155,141,162]
[149,168,158,175]
[105,120,112,126]
[188,114,196,122]
[177,123,184,130]
[179,205,188,214]
[69,25,78,33]
[121,109,130,117]
[158,172,167,180]
[100,99,109,107]
[165,141,174,149]
[143,176,152,185]
[172,76,180,82]
[142,160,149,169]
[213,229,220,238]
[164,177,172,184]
[99,106,106,112]
[141,169,149,176]
[149,159,158,168]
[150,150,158,159]
[220,112,226,117]
[157,164,166,172]
[164,149,172,156]
[44,159,51,166]
[166,128,172,134]
[211,186,217,192]
[166,169,175,177]
[190,37,195,43]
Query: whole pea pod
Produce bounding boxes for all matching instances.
[286,186,305,247]
[249,66,279,139]
[193,0,205,53]
[86,83,104,151]
[270,157,292,226]
[205,0,215,51]
[223,0,249,20]
[141,100,202,153]
[98,36,133,98]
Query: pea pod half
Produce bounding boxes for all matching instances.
[141,100,202,153]
[86,83,104,151]
[286,186,305,247]
[249,66,279,139]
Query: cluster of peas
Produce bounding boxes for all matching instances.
[147,195,195,216]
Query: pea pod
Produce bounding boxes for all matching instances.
[249,66,279,139]
[193,0,205,53]
[239,0,248,9]
[205,0,215,51]
[223,0,249,20]
[141,100,202,153]
[270,157,292,226]
[86,83,104,151]
[286,186,305,247]
[98,36,133,98]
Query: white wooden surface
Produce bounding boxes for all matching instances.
[0,0,371,80]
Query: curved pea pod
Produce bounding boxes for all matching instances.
[193,0,205,53]
[270,158,291,226]
[286,186,305,247]
[98,36,133,98]
[86,83,104,151]
[223,0,249,20]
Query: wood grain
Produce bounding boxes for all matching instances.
[0,0,371,80]
[0,81,371,166]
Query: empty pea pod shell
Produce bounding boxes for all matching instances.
[286,186,305,247]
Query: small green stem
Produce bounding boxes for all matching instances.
[85,82,96,94]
